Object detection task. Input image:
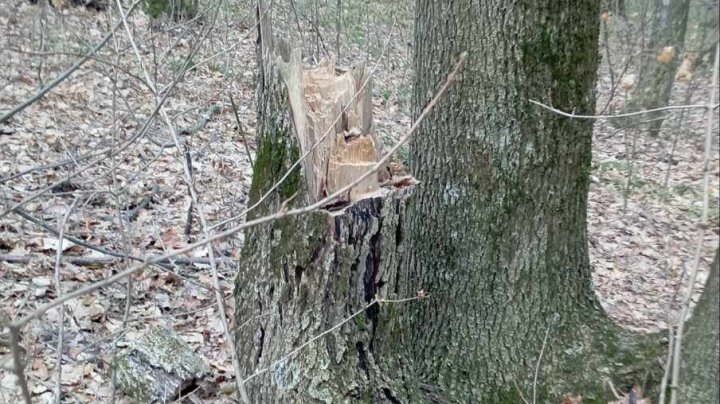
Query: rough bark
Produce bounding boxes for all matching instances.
[396,0,664,402]
[623,0,691,136]
[114,327,208,403]
[678,248,720,403]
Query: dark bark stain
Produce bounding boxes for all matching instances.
[382,387,402,404]
[355,341,370,378]
[256,326,265,365]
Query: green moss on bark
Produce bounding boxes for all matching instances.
[248,129,303,216]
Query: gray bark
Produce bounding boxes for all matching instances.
[397,0,663,401]
[679,248,720,403]
[114,327,208,403]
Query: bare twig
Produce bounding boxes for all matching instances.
[669,42,719,404]
[53,198,79,404]
[608,379,624,399]
[529,99,719,120]
[0,252,233,267]
[513,378,530,404]
[12,208,232,268]
[5,48,154,92]
[108,26,134,402]
[167,98,252,404]
[532,326,551,403]
[1,78,179,219]
[185,3,273,72]
[228,92,254,167]
[658,325,675,404]
[0,0,226,220]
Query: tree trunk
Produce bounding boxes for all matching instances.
[233,1,665,402]
[395,0,663,401]
[233,3,411,402]
[624,0,690,136]
[678,248,719,402]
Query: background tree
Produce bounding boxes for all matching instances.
[623,0,691,136]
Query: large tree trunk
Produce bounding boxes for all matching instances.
[233,1,664,402]
[395,0,663,402]
[678,248,720,402]
[623,0,690,136]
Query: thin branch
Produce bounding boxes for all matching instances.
[529,99,718,120]
[1,79,177,219]
[53,198,79,404]
[0,252,233,267]
[166,92,252,404]
[532,326,551,403]
[0,153,95,184]
[11,208,232,267]
[4,48,154,93]
[658,325,675,404]
[513,378,530,404]
[10,51,466,331]
[0,0,226,220]
[228,92,254,167]
[10,211,227,296]
[185,3,273,72]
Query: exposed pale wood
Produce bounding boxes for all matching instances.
[276,48,386,203]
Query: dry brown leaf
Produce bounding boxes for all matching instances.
[657,46,676,63]
[31,357,50,381]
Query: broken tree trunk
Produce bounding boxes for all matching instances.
[233,5,412,401]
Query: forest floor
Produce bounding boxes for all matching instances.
[0,2,718,403]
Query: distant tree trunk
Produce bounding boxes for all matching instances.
[624,0,690,136]
[233,1,665,402]
[678,248,719,402]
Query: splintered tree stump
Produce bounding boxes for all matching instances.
[233,5,416,402]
